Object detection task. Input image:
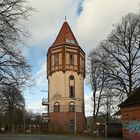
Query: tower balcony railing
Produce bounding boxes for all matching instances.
[42,98,49,106]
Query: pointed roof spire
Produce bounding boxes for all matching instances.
[51,21,79,47]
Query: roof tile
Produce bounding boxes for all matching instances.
[51,21,79,47]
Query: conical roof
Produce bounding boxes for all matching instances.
[51,21,79,47]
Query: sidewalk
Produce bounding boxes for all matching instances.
[0,134,124,140]
[89,138,123,140]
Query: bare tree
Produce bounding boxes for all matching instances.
[100,13,140,97]
[89,13,140,100]
[101,88,120,123]
[88,14,140,131]
[87,49,108,132]
[0,0,33,133]
[88,13,140,133]
[0,0,33,87]
[0,47,31,86]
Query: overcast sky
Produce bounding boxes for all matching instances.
[24,0,140,116]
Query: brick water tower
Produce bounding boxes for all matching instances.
[44,21,86,133]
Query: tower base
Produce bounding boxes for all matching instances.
[48,112,87,133]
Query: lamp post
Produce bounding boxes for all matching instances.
[73,98,77,134]
[74,104,77,134]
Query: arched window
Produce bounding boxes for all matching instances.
[69,102,75,112]
[69,75,74,80]
[54,102,60,112]
[69,75,75,98]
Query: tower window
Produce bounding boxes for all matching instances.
[66,39,75,44]
[54,53,59,66]
[69,75,74,80]
[69,54,74,65]
[69,75,75,98]
[69,102,75,112]
[54,102,60,112]
[69,86,75,98]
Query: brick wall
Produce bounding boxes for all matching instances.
[121,105,140,140]
[48,112,86,133]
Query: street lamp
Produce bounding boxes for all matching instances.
[74,103,77,134]
[72,98,77,134]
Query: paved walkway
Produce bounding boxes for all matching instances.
[0,134,124,140]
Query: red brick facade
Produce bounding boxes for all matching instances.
[48,112,86,133]
[119,87,140,140]
[121,106,140,140]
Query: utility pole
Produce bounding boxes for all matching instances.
[73,98,77,134]
[75,104,77,134]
